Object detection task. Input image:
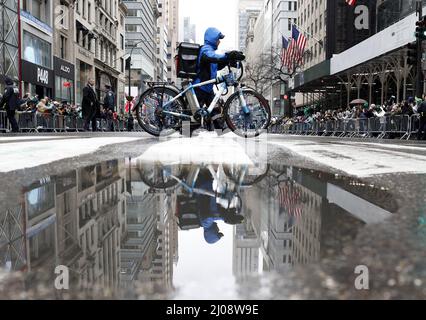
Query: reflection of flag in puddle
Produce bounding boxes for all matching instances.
[278,181,303,219]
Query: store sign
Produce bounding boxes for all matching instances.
[61,65,70,73]
[37,68,49,85]
[54,57,75,79]
[21,60,54,88]
[20,11,53,36]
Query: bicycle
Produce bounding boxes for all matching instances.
[133,160,270,230]
[133,61,271,138]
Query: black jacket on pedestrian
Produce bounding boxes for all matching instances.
[418,102,426,117]
[103,90,115,112]
[0,84,20,111]
[81,85,99,118]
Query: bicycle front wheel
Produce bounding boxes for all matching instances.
[223,89,271,138]
[134,86,186,137]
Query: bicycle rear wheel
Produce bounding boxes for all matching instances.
[138,162,188,189]
[134,86,186,137]
[223,163,270,186]
[223,89,271,138]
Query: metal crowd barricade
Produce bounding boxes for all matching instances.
[367,117,384,139]
[64,115,78,131]
[265,114,421,140]
[16,112,37,132]
[36,113,55,132]
[53,114,66,132]
[408,115,420,140]
[76,117,85,131]
[0,110,8,132]
[333,119,345,137]
[324,120,335,136]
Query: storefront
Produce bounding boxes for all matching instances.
[95,67,118,111]
[54,56,75,104]
[21,30,53,99]
[75,58,93,105]
[21,59,54,100]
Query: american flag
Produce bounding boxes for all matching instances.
[285,38,296,70]
[346,0,357,6]
[281,36,289,66]
[278,182,303,219]
[292,25,307,65]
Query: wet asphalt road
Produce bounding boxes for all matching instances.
[0,132,425,300]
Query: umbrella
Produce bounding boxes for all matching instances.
[350,99,367,105]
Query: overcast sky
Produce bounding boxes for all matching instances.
[173,223,237,299]
[179,0,239,51]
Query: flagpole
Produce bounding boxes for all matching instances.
[291,23,324,47]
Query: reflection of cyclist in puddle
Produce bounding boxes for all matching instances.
[195,169,244,244]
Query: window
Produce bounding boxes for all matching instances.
[23,31,52,68]
[127,9,138,17]
[60,35,66,59]
[88,3,91,22]
[64,193,71,213]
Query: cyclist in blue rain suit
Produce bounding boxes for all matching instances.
[194,27,245,128]
[195,170,244,244]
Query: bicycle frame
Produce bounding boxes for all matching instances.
[164,163,248,206]
[159,70,249,121]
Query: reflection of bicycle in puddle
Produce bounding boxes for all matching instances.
[137,161,269,244]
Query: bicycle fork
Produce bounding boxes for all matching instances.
[238,88,251,114]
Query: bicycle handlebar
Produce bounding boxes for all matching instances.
[217,61,244,86]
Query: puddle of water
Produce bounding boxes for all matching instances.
[0,159,397,299]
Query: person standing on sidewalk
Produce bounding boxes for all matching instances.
[82,79,99,131]
[0,77,20,133]
[417,98,426,140]
[103,84,116,131]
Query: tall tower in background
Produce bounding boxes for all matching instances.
[183,17,196,43]
[167,0,180,83]
[237,0,263,53]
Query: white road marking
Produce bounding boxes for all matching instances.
[269,140,426,177]
[0,137,140,173]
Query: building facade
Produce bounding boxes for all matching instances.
[20,0,54,99]
[53,0,75,104]
[245,0,299,114]
[292,0,378,108]
[0,0,19,92]
[123,0,160,96]
[93,0,127,112]
[183,16,195,43]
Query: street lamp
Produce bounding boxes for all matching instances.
[125,39,155,106]
[124,38,155,131]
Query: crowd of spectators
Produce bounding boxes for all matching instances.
[272,96,421,127]
[0,92,135,132]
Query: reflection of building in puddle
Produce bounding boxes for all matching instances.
[233,216,260,281]
[236,164,396,275]
[121,158,178,292]
[0,160,127,293]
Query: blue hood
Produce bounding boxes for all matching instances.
[203,223,223,244]
[204,27,224,50]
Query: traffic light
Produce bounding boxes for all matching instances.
[415,16,426,40]
[125,56,131,70]
[407,42,418,67]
